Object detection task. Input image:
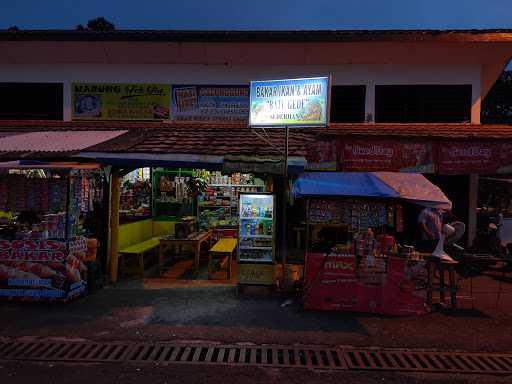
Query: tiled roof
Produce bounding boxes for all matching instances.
[107,126,313,156]
[325,123,512,139]
[1,29,512,43]
[0,121,511,160]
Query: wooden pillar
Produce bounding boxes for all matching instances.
[109,169,121,283]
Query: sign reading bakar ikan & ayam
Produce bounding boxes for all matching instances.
[249,77,330,127]
[72,83,171,120]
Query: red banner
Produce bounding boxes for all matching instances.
[305,140,337,171]
[397,142,435,173]
[329,137,508,174]
[439,142,499,175]
[340,139,398,171]
[497,143,512,174]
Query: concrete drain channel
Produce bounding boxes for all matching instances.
[1,339,512,375]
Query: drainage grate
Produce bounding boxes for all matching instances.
[343,348,512,375]
[1,340,511,375]
[126,343,346,369]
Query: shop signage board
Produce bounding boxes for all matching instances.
[340,139,398,171]
[339,139,435,172]
[72,83,171,120]
[249,77,330,127]
[438,142,499,175]
[171,85,249,122]
[0,237,88,301]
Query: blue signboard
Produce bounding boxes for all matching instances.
[249,77,329,127]
[171,85,249,122]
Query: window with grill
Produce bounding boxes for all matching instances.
[375,85,471,123]
[0,82,63,120]
[330,85,366,123]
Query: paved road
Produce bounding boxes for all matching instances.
[0,361,511,384]
[1,274,511,352]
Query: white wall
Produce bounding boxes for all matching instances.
[0,63,482,122]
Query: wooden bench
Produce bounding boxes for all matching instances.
[208,237,237,280]
[118,237,160,278]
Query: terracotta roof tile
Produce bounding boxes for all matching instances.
[0,121,511,160]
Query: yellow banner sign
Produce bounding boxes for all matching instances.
[72,83,170,120]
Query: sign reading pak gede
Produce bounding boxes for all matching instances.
[249,77,330,127]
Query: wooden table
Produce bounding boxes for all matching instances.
[426,257,459,309]
[208,237,238,279]
[159,230,213,276]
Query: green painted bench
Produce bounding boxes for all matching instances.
[118,237,160,277]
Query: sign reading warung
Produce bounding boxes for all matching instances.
[249,77,329,127]
[72,83,170,121]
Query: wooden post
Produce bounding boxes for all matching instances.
[109,169,121,283]
[468,174,479,247]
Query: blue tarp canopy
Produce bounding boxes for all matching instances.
[293,172,399,198]
[292,172,451,209]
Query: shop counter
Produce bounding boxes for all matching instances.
[304,252,428,316]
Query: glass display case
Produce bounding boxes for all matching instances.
[238,193,275,263]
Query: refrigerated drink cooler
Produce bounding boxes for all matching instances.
[237,193,276,291]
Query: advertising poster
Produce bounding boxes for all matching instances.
[171,85,249,122]
[249,77,329,127]
[397,142,435,173]
[304,252,358,311]
[340,139,398,171]
[305,140,337,171]
[497,143,512,174]
[439,141,499,175]
[0,237,88,301]
[72,83,170,120]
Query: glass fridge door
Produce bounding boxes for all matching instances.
[238,193,274,263]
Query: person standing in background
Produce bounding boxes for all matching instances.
[418,206,444,252]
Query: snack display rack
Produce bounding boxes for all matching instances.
[0,167,103,301]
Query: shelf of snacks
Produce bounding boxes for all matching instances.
[0,169,105,302]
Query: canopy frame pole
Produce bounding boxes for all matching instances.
[109,168,121,283]
[281,126,289,287]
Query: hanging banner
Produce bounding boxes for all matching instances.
[72,83,170,120]
[439,142,499,175]
[0,237,88,301]
[340,139,398,171]
[397,142,435,173]
[171,85,249,122]
[249,77,329,127]
[305,140,337,171]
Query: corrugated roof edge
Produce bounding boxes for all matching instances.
[1,121,512,139]
[1,29,512,42]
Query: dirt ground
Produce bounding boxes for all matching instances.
[1,272,511,352]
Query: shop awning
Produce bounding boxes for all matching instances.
[0,160,101,169]
[0,130,127,152]
[292,172,452,209]
[292,172,399,198]
[373,172,452,209]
